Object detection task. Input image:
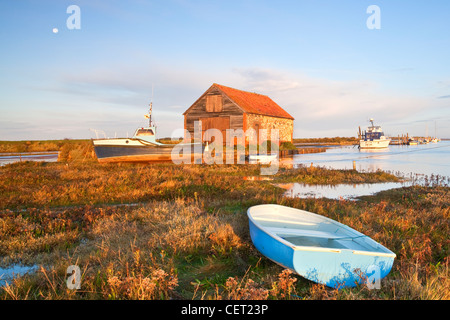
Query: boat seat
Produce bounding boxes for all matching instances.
[266,227,346,240]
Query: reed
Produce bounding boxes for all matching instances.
[0,139,93,155]
[293,137,358,145]
[0,157,448,300]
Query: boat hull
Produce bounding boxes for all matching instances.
[92,139,203,163]
[94,145,173,162]
[248,204,395,288]
[248,218,296,271]
[291,245,395,288]
[359,139,391,149]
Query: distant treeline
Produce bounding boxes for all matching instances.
[0,136,358,152]
[293,137,358,144]
[0,137,358,162]
[0,138,184,153]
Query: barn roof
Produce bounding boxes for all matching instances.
[184,83,294,120]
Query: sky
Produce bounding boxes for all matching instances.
[1,0,450,140]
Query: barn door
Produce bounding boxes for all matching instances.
[200,117,230,143]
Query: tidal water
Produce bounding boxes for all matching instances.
[0,264,38,287]
[0,152,58,166]
[292,141,450,178]
[278,182,412,200]
[282,141,450,199]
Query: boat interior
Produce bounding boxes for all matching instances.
[264,223,377,251]
[251,206,392,254]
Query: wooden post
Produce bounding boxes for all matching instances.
[353,160,356,170]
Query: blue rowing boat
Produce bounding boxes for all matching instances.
[247,204,396,288]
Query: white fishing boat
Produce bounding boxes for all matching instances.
[92,101,203,163]
[359,119,391,149]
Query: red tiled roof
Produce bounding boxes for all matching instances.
[214,83,294,120]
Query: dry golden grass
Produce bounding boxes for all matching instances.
[0,157,448,300]
[0,199,250,299]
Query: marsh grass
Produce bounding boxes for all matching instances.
[0,139,94,155]
[276,164,400,185]
[0,157,448,300]
[293,137,358,145]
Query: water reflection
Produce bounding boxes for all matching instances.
[0,152,59,166]
[278,182,411,200]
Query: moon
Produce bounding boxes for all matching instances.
[52,28,59,34]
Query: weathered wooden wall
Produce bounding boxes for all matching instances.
[184,87,244,141]
[184,86,294,144]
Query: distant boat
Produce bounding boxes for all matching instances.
[408,139,418,146]
[247,204,396,288]
[432,121,439,143]
[92,102,202,163]
[359,119,391,149]
[248,153,278,163]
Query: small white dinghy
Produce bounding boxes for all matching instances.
[248,153,278,164]
[247,204,396,288]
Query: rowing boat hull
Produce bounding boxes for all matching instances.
[248,204,395,288]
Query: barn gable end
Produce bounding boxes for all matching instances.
[183,84,294,143]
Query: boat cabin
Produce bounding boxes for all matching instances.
[363,125,385,141]
[364,131,385,140]
[133,127,157,143]
[135,128,155,136]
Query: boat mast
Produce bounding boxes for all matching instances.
[145,84,155,128]
[435,120,437,139]
[148,101,153,127]
[144,101,154,127]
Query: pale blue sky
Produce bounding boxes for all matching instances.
[1,0,449,140]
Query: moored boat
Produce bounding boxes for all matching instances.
[359,119,391,149]
[248,153,278,164]
[92,102,203,163]
[247,204,396,288]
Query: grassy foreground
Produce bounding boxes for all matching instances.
[0,154,448,300]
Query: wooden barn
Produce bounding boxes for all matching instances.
[183,83,294,145]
